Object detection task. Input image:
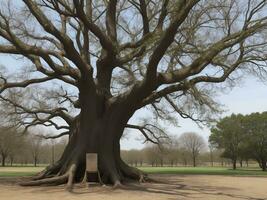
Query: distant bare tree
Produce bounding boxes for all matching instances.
[27,133,43,167]
[144,145,158,167]
[166,139,180,167]
[0,128,19,166]
[208,142,215,167]
[179,132,206,167]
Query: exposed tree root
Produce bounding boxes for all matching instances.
[66,164,77,192]
[19,162,77,188]
[19,163,150,189]
[19,174,68,186]
[19,144,150,190]
[81,169,87,185]
[119,159,148,183]
[29,161,63,181]
[112,180,127,189]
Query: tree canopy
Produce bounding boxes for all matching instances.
[209,114,246,169]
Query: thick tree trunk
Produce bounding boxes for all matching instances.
[184,159,187,166]
[258,159,262,169]
[232,159,237,170]
[1,155,6,167]
[193,156,196,167]
[34,158,37,167]
[261,160,266,171]
[210,152,214,167]
[210,160,213,167]
[20,89,147,189]
[256,159,266,171]
[10,158,13,166]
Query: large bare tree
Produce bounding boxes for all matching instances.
[0,0,267,189]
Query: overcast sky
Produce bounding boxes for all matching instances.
[1,55,266,150]
[120,76,267,150]
[1,54,267,151]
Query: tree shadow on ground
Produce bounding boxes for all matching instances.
[87,175,266,200]
[122,180,266,200]
[6,176,267,200]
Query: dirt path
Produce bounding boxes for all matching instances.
[0,175,266,200]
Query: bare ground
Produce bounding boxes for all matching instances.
[0,175,266,200]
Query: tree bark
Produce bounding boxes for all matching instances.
[193,156,196,167]
[210,151,214,167]
[184,159,187,166]
[20,88,146,188]
[232,159,237,170]
[261,160,266,171]
[1,155,6,167]
[10,157,13,166]
[34,157,37,167]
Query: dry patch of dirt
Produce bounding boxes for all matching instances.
[0,175,267,200]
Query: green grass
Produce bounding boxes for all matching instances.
[1,166,267,178]
[0,166,45,177]
[0,172,37,177]
[139,166,267,176]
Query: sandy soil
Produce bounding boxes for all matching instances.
[0,175,266,200]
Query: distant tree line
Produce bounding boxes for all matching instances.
[122,132,229,167]
[122,112,267,169]
[0,128,67,167]
[1,112,266,170]
[209,112,267,171]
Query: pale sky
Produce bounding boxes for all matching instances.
[1,54,267,151]
[1,55,266,150]
[120,76,267,150]
[1,1,267,151]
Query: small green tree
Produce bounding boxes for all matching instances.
[243,112,267,171]
[209,114,245,170]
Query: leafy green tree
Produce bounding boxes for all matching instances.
[209,114,245,170]
[243,112,267,171]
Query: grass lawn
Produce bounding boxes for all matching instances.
[0,167,45,177]
[1,166,267,178]
[139,166,267,176]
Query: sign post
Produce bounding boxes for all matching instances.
[85,153,102,185]
[86,153,98,173]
